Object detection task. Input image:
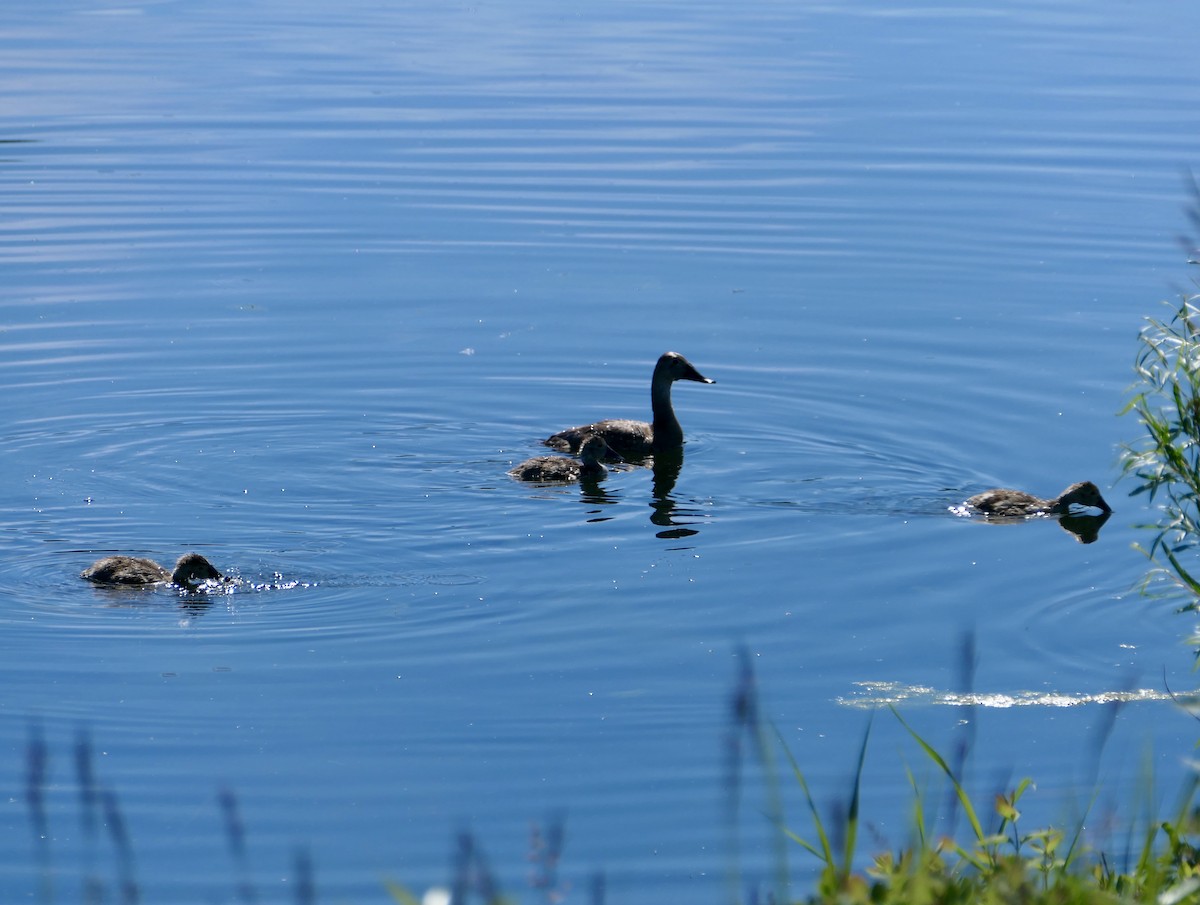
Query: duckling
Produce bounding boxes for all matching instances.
[544,351,714,460]
[81,552,223,587]
[510,433,611,483]
[966,481,1112,518]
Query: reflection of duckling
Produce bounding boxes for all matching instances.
[544,351,714,460]
[510,434,611,483]
[81,552,222,587]
[966,481,1112,518]
[1058,510,1112,544]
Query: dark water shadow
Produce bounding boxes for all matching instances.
[1057,510,1112,544]
[508,445,711,537]
[577,475,620,521]
[648,448,709,540]
[957,509,1112,544]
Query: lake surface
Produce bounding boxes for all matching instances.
[4,1,1200,902]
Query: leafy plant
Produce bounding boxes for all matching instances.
[769,707,1200,905]
[1121,178,1200,604]
[1121,295,1200,600]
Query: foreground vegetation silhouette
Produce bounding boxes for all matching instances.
[21,640,1200,905]
[727,647,1200,905]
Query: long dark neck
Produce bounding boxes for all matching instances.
[650,378,682,449]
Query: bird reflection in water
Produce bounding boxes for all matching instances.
[949,506,1111,544]
[83,579,235,627]
[647,448,708,540]
[1054,510,1111,544]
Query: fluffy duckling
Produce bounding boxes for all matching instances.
[544,351,714,460]
[510,434,611,484]
[81,552,223,587]
[966,481,1112,518]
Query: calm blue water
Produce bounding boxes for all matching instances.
[4,1,1200,902]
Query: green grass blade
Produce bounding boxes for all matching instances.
[381,879,423,905]
[774,725,834,868]
[890,706,985,843]
[840,713,874,880]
